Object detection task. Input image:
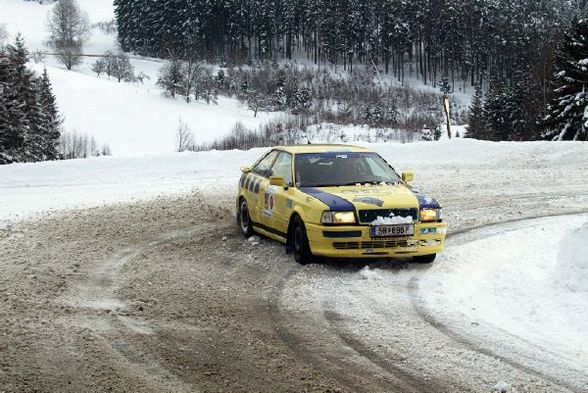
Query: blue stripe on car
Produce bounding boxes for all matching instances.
[299,188,355,211]
[411,189,440,209]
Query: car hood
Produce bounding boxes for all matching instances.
[299,184,440,212]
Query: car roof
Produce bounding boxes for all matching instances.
[274,144,372,154]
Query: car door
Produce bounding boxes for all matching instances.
[264,151,294,235]
[249,150,279,225]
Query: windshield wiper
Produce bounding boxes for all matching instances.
[337,180,395,186]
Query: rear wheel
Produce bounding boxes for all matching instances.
[238,199,254,238]
[292,216,313,265]
[413,254,436,264]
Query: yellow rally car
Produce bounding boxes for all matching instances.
[236,145,447,264]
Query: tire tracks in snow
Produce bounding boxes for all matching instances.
[267,211,588,393]
[408,211,588,393]
[61,223,214,392]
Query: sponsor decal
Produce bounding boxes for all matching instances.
[263,186,278,217]
[352,196,384,207]
[287,199,293,209]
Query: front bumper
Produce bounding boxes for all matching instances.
[306,221,447,259]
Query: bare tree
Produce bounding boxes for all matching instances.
[135,71,150,84]
[46,0,90,70]
[92,57,107,76]
[176,118,196,152]
[58,132,111,159]
[180,58,205,103]
[31,50,47,64]
[110,52,134,82]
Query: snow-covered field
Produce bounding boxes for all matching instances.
[30,62,274,156]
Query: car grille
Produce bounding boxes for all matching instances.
[358,208,418,224]
[333,239,417,250]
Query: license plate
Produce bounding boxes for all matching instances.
[370,224,414,237]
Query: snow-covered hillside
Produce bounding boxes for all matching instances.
[0,0,277,156]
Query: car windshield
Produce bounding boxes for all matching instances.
[295,152,402,187]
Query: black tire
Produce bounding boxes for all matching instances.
[238,199,254,238]
[413,254,436,264]
[292,216,313,265]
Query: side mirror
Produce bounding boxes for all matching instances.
[402,172,414,183]
[269,176,286,187]
[240,166,252,173]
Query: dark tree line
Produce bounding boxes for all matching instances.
[543,18,588,141]
[467,18,588,141]
[114,0,584,86]
[115,0,587,141]
[0,35,61,164]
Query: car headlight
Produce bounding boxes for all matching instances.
[420,208,442,222]
[321,211,356,225]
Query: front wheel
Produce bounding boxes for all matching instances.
[413,254,436,264]
[292,216,313,265]
[238,199,254,238]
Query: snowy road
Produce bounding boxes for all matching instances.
[1,141,588,392]
[272,214,588,393]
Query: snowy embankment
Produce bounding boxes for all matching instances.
[557,223,588,293]
[418,215,588,375]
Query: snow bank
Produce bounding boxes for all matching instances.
[557,223,588,292]
[419,215,588,370]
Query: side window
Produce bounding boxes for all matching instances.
[270,152,293,186]
[253,150,279,178]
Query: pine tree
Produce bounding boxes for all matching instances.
[37,69,61,160]
[0,50,26,163]
[483,78,510,141]
[466,84,485,138]
[6,35,41,160]
[0,39,62,164]
[543,19,588,141]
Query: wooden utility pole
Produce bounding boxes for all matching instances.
[443,95,452,139]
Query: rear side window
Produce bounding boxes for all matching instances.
[253,150,279,177]
[270,152,293,186]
